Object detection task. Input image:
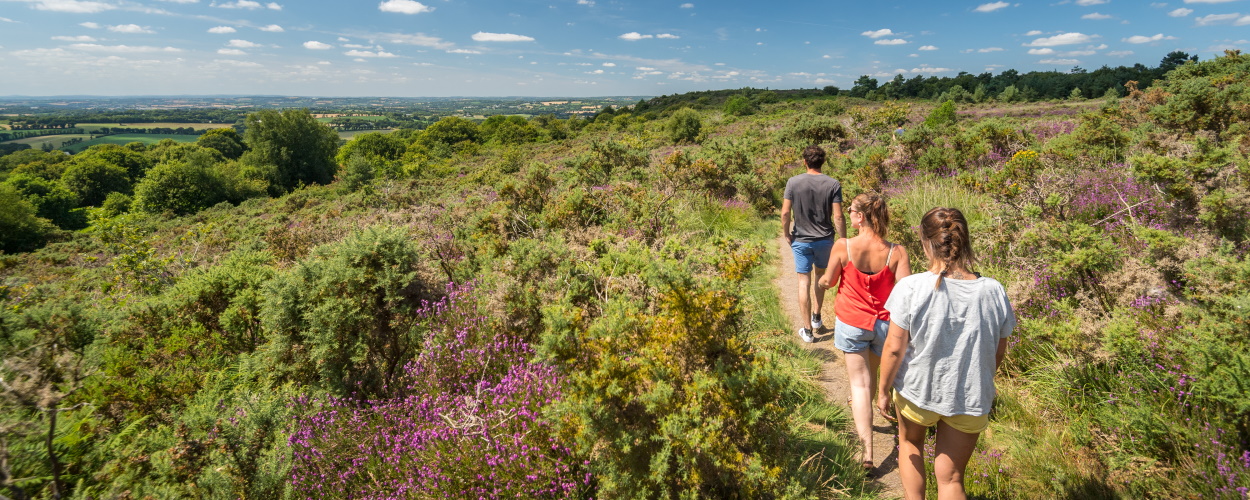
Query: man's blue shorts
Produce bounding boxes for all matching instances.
[791,238,833,273]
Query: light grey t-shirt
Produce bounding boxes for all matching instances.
[884,271,1016,417]
[783,173,842,242]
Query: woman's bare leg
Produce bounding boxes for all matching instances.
[897,411,928,500]
[933,420,980,500]
[844,350,873,464]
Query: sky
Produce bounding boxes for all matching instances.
[0,0,1247,97]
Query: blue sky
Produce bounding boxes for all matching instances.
[0,0,1247,97]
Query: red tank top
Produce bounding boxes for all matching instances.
[834,241,896,330]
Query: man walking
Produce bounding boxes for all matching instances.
[781,145,845,343]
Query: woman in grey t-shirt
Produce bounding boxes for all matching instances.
[876,207,1016,500]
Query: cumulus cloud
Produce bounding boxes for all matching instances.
[1107,50,1135,56]
[31,0,116,13]
[208,26,236,33]
[577,0,594,5]
[1025,32,1096,46]
[619,32,652,40]
[80,22,101,29]
[602,62,615,66]
[471,32,534,42]
[212,0,262,8]
[861,28,895,38]
[978,47,1004,52]
[1183,0,1238,3]
[1039,58,1081,64]
[386,33,452,49]
[874,38,908,45]
[919,45,938,50]
[266,2,279,9]
[656,33,680,39]
[303,40,331,49]
[217,48,245,55]
[52,35,97,41]
[1239,16,1250,25]
[974,2,1010,13]
[1169,8,1194,16]
[1024,30,1043,36]
[227,39,260,48]
[69,43,181,53]
[1123,33,1177,43]
[379,0,432,14]
[447,48,481,54]
[1196,13,1241,25]
[109,24,155,34]
[345,49,397,57]
[259,24,283,32]
[1028,48,1055,54]
[1082,12,1113,19]
[680,2,693,7]
[1075,0,1107,5]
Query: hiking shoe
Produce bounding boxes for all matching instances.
[811,313,824,332]
[798,327,814,343]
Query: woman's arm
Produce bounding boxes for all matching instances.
[818,239,847,290]
[891,244,911,283]
[995,337,1009,370]
[876,320,910,420]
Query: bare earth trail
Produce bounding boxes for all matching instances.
[771,236,904,498]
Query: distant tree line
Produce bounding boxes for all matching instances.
[61,108,252,124]
[0,128,87,141]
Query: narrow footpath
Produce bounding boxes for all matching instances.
[772,235,904,498]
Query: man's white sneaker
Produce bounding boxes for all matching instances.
[811,314,824,332]
[798,327,814,343]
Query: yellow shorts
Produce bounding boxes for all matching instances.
[893,390,989,434]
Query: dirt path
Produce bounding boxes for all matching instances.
[772,236,904,498]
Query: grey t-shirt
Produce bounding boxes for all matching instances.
[783,173,842,242]
[883,271,1016,417]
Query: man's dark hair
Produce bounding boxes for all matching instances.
[802,145,826,170]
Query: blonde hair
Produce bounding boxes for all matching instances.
[919,207,975,289]
[850,192,888,238]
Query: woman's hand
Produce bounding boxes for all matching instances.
[876,390,896,422]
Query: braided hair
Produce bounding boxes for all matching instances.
[919,207,975,289]
[850,192,889,238]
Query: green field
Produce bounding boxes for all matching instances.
[63,133,198,153]
[315,115,389,123]
[337,128,396,139]
[1,134,93,149]
[75,122,233,133]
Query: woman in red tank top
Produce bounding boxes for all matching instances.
[818,192,911,473]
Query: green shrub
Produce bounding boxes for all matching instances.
[60,158,131,207]
[924,100,958,128]
[0,184,57,253]
[3,173,86,229]
[723,94,755,116]
[666,108,703,144]
[196,128,247,160]
[132,156,230,216]
[779,112,848,146]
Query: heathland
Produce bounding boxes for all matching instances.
[0,51,1248,499]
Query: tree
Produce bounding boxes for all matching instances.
[723,94,754,116]
[60,158,131,207]
[1158,50,1198,74]
[850,76,879,98]
[335,132,408,178]
[2,174,85,229]
[197,128,247,160]
[132,153,230,216]
[924,100,958,128]
[240,109,339,194]
[74,144,153,181]
[480,115,539,145]
[0,184,55,253]
[415,116,481,156]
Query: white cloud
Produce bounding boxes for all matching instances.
[974,2,1010,13]
[303,40,331,49]
[214,59,261,67]
[80,22,101,29]
[1108,50,1135,56]
[52,35,97,41]
[1123,33,1177,43]
[212,0,262,8]
[0,17,13,22]
[909,53,919,57]
[109,24,155,34]
[345,49,397,57]
[861,28,894,38]
[217,48,245,55]
[1025,32,1096,46]
[1075,0,1107,5]
[30,0,116,13]
[589,69,604,74]
[602,62,616,66]
[447,48,481,54]
[1239,16,1250,25]
[619,32,652,40]
[1039,58,1081,64]
[378,0,432,14]
[266,2,280,9]
[208,26,236,33]
[680,2,693,7]
[919,45,938,50]
[577,0,594,5]
[471,32,534,42]
[656,33,680,39]
[1024,30,1043,36]
[259,24,283,32]
[1082,12,1113,19]
[1028,48,1056,54]
[69,43,181,53]
[874,38,908,45]
[386,33,452,49]
[1196,13,1242,25]
[1183,0,1239,3]
[227,39,260,48]
[978,47,1004,52]
[1064,49,1097,55]
[637,66,655,70]
[1169,7,1194,16]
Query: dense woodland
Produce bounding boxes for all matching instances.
[1,50,1248,498]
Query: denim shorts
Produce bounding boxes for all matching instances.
[791,239,833,273]
[832,318,889,356]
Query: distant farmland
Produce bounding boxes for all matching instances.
[1,134,93,149]
[63,134,198,153]
[338,129,396,139]
[75,122,233,133]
